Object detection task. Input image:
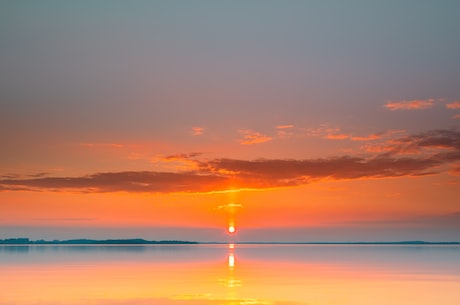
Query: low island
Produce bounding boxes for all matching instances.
[0,238,198,245]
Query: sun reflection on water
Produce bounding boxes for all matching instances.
[218,243,242,291]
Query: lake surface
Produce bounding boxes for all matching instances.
[1,244,459,305]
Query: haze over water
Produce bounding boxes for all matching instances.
[1,244,459,305]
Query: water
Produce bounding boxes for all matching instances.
[1,244,459,305]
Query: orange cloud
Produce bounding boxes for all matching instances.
[326,133,349,140]
[276,124,295,138]
[79,143,124,148]
[384,99,438,110]
[325,130,388,141]
[350,133,381,141]
[191,126,204,136]
[305,124,349,140]
[276,124,294,129]
[151,153,203,171]
[238,129,272,145]
[446,101,460,109]
[454,114,460,120]
[308,125,387,142]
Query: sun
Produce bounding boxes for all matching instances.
[228,225,236,234]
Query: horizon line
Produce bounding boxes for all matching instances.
[1,238,460,245]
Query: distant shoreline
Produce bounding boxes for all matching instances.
[1,238,459,245]
[0,238,198,245]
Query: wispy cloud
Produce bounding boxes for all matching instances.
[191,126,204,136]
[325,133,349,140]
[79,142,124,148]
[2,130,458,194]
[0,171,228,193]
[151,153,203,171]
[350,133,382,141]
[446,101,460,120]
[276,124,295,138]
[215,202,243,210]
[307,124,394,142]
[384,99,439,111]
[162,152,203,161]
[238,129,272,145]
[305,124,340,138]
[276,124,294,129]
[446,101,460,109]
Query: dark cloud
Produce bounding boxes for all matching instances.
[0,172,228,193]
[385,129,460,154]
[1,129,458,194]
[203,155,441,187]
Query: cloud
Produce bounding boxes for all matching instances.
[238,129,272,145]
[276,124,294,129]
[446,101,460,109]
[327,132,384,141]
[350,133,382,141]
[2,129,458,194]
[79,143,124,148]
[454,114,460,120]
[191,126,204,136]
[150,153,204,171]
[364,129,460,155]
[215,202,243,210]
[384,99,439,110]
[305,124,341,138]
[325,133,349,140]
[0,171,228,193]
[276,124,295,138]
[306,124,383,142]
[162,152,203,161]
[203,156,441,187]
[386,129,460,153]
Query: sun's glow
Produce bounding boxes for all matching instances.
[228,226,235,234]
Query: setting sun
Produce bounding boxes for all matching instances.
[228,226,236,234]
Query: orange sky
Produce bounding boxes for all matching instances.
[1,1,459,241]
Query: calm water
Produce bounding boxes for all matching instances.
[1,244,459,305]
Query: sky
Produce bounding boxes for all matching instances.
[1,0,460,242]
